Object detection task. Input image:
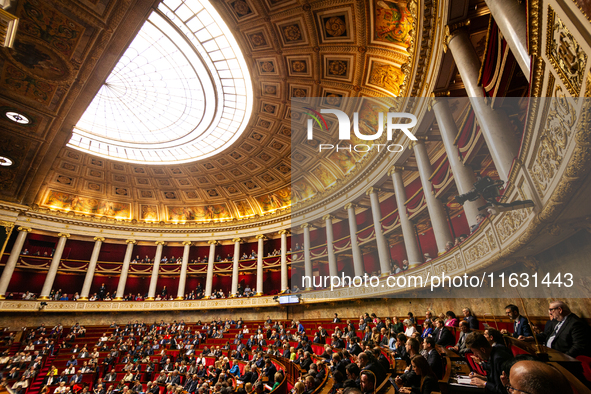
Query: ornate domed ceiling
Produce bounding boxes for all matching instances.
[0,0,429,224]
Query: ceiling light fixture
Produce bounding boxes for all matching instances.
[0,156,13,167]
[5,111,30,124]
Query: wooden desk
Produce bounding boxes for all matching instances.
[451,360,471,375]
[437,345,463,360]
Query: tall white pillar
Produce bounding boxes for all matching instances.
[446,26,519,182]
[367,188,391,276]
[40,233,69,299]
[432,98,485,227]
[204,240,217,298]
[323,215,338,278]
[302,224,312,290]
[177,241,191,300]
[389,167,423,268]
[345,204,364,277]
[484,0,530,80]
[413,138,454,254]
[147,241,165,300]
[230,238,242,297]
[0,227,31,298]
[80,237,104,300]
[115,240,135,300]
[256,235,265,296]
[279,230,289,292]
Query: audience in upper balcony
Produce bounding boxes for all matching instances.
[462,307,479,330]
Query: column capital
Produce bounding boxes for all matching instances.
[58,233,70,238]
[182,241,192,246]
[94,237,105,242]
[366,187,380,196]
[255,234,267,240]
[344,203,357,210]
[409,136,427,149]
[300,223,310,229]
[207,240,218,245]
[17,227,32,233]
[444,20,470,51]
[232,238,243,243]
[155,241,166,246]
[322,214,334,221]
[278,229,290,235]
[126,239,136,244]
[387,166,405,176]
[428,92,450,111]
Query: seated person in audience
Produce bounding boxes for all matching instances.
[103,369,117,382]
[508,360,573,394]
[501,304,533,339]
[395,338,421,390]
[466,332,513,393]
[462,307,479,330]
[357,351,387,387]
[533,301,591,357]
[420,321,433,339]
[403,319,417,337]
[359,370,376,394]
[398,355,439,394]
[444,311,459,327]
[450,321,471,356]
[432,319,455,347]
[421,337,442,380]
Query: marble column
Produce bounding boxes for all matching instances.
[0,227,31,298]
[345,203,364,277]
[323,215,338,278]
[204,240,217,298]
[432,98,486,227]
[389,167,423,268]
[147,241,165,300]
[413,138,454,254]
[484,0,530,80]
[302,224,312,290]
[446,26,519,182]
[230,238,242,297]
[80,237,104,300]
[279,230,289,292]
[115,240,136,300]
[367,187,391,276]
[256,235,265,296]
[39,233,69,299]
[177,241,191,300]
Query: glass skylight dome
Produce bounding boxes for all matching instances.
[68,0,253,164]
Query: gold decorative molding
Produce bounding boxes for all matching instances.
[545,6,587,96]
[125,239,136,244]
[232,238,243,243]
[387,166,405,176]
[365,187,380,196]
[182,241,192,246]
[16,226,31,233]
[155,241,166,246]
[300,223,310,229]
[94,237,105,242]
[343,203,357,210]
[255,235,266,240]
[443,20,470,52]
[278,230,290,235]
[207,240,218,245]
[322,214,334,221]
[58,233,70,238]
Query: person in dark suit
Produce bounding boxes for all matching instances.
[422,337,443,380]
[263,359,277,380]
[398,355,439,394]
[462,307,479,330]
[333,313,341,323]
[433,319,455,347]
[466,332,513,394]
[535,301,591,357]
[357,351,387,388]
[450,321,471,356]
[502,304,533,339]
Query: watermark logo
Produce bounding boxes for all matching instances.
[304,108,417,152]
